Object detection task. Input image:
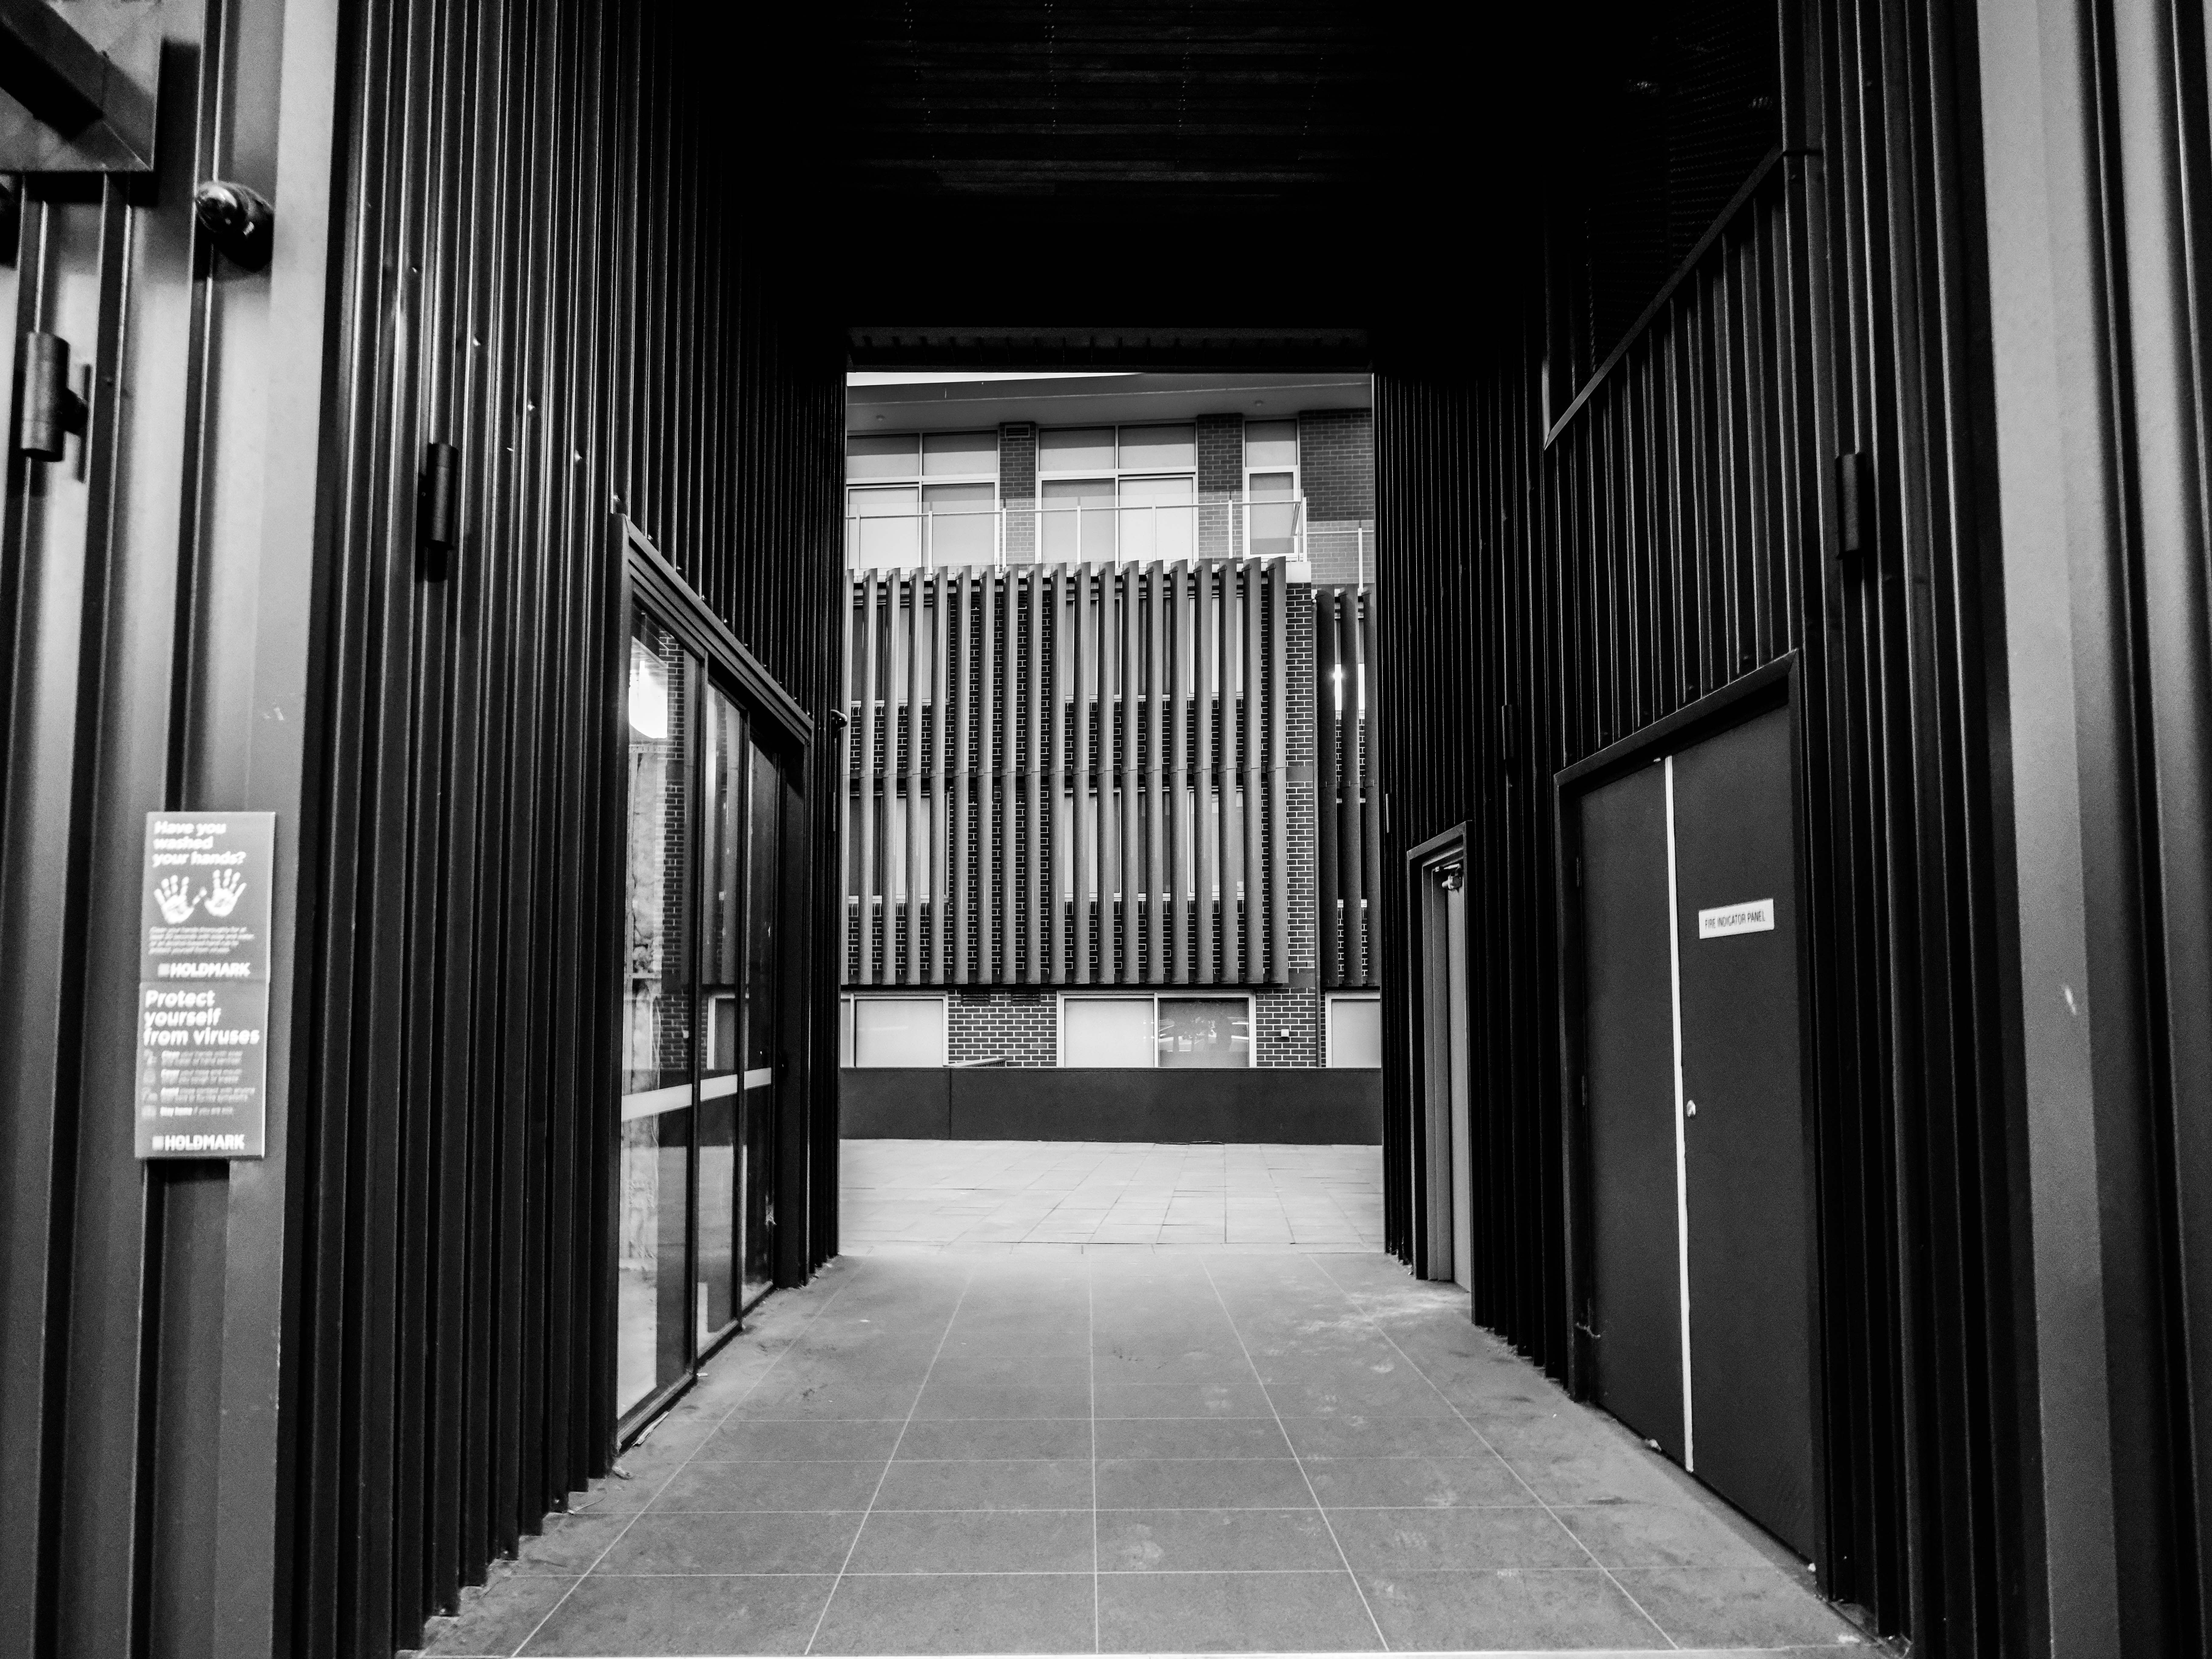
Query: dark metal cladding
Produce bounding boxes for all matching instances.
[1373,0,2031,1651]
[288,3,842,1657]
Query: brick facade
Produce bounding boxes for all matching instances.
[999,422,1036,561]
[1296,408,1374,521]
[947,988,1057,1066]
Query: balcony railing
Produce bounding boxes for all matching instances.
[845,496,1368,585]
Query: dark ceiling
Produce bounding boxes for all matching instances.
[801,3,1514,360]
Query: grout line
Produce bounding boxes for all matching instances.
[503,1263,865,1658]
[1197,1256,1393,1654]
[1302,1254,1681,1652]
[1089,1251,1101,1653]
[801,1256,979,1655]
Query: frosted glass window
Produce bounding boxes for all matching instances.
[1328,997,1382,1068]
[852,998,946,1067]
[1042,477,1117,563]
[923,429,998,476]
[923,481,997,566]
[848,432,920,480]
[1244,420,1297,470]
[1119,473,1196,563]
[1041,426,1115,473]
[848,485,921,570]
[1119,424,1195,471]
[839,998,856,1067]
[1062,998,1154,1067]
[1157,998,1249,1068]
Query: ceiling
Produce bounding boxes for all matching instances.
[807,2,1514,361]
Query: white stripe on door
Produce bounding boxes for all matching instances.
[1664,754,1695,1471]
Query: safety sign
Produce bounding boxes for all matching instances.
[136,813,275,1159]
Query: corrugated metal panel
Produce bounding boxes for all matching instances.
[290,0,843,1653]
[1373,1,2026,1650]
[844,561,1295,986]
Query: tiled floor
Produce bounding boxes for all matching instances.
[839,1139,1384,1250]
[413,1159,1866,1657]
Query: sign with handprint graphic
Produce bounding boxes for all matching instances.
[136,813,276,1158]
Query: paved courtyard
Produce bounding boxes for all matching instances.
[412,1143,1864,1658]
[840,1139,1385,1250]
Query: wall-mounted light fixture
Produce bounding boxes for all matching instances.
[15,331,86,461]
[193,180,274,270]
[418,441,458,580]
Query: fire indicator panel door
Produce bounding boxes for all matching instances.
[1570,695,1817,1560]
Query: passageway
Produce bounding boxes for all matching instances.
[412,1149,1860,1658]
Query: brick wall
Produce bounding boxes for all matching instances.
[1000,422,1035,561]
[948,988,1057,1066]
[1297,408,1374,522]
[1254,986,1322,1068]
[1198,414,1243,559]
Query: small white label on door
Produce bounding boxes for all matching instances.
[1698,898,1776,939]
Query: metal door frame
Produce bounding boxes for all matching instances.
[1551,651,1828,1570]
[614,517,814,1444]
[1403,822,1469,1287]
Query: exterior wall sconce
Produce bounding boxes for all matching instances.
[193,180,274,269]
[419,441,458,580]
[15,330,86,461]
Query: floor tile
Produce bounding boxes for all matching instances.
[1097,1508,1344,1572]
[1354,1567,1663,1650]
[913,1381,1096,1420]
[518,1574,835,1656]
[593,1510,862,1574]
[873,1457,1094,1510]
[1097,1456,1317,1510]
[1301,1455,1533,1509]
[1094,1381,1274,1418]
[1096,1570,1381,1652]
[1091,1417,1291,1459]
[895,1417,1092,1460]
[1326,1506,1590,1570]
[728,1381,923,1421]
[1612,1563,1863,1647]
[504,1512,631,1573]
[1278,1414,1489,1460]
[846,1508,1094,1573]
[419,1575,576,1655]
[1553,1497,1776,1569]
[695,1418,907,1462]
[649,1459,887,1513]
[809,1571,1094,1655]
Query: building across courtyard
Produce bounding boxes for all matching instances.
[837,372,1382,1142]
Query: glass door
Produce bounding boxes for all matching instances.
[621,599,792,1432]
[620,612,697,1423]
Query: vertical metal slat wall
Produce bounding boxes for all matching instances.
[844,560,1334,988]
[298,1,842,1654]
[1373,0,2025,1652]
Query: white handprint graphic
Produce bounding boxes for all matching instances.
[153,875,200,924]
[204,868,247,918]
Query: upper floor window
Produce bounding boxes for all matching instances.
[1039,424,1197,563]
[847,432,999,569]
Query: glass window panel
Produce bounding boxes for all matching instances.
[1328,998,1383,1068]
[695,688,744,1343]
[1118,423,1195,472]
[1119,474,1196,564]
[1157,997,1249,1068]
[1040,426,1114,473]
[741,740,785,1303]
[620,613,695,1418]
[840,997,856,1067]
[1244,419,1297,470]
[848,431,919,480]
[1247,470,1296,501]
[923,481,998,566]
[1062,998,1155,1067]
[848,485,921,570]
[1042,477,1117,564]
[923,429,998,476]
[853,998,946,1066]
